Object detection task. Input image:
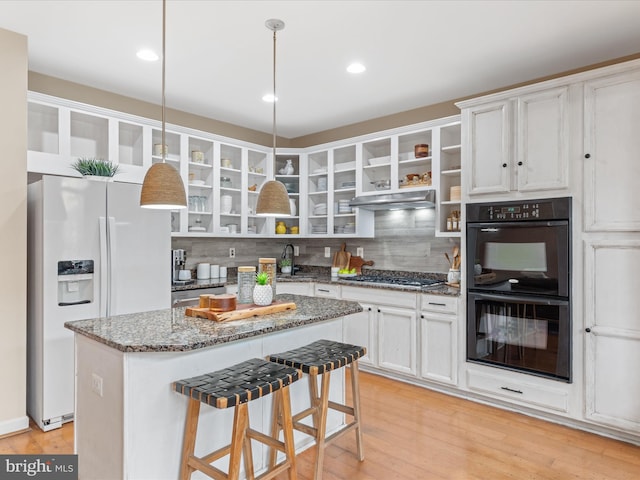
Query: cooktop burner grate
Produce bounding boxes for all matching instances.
[341,275,443,287]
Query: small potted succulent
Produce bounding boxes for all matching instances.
[71,157,119,180]
[253,271,273,306]
[279,258,292,274]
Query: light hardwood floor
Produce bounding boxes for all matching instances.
[2,372,639,479]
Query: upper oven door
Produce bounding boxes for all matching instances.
[466,220,570,298]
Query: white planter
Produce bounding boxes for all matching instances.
[280,266,292,274]
[253,284,273,306]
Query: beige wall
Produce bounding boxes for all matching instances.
[0,27,28,435]
[30,51,640,149]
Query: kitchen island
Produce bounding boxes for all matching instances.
[65,294,362,480]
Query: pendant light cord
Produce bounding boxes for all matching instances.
[271,27,277,162]
[162,0,166,163]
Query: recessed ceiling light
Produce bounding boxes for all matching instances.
[137,49,159,62]
[262,94,278,103]
[347,62,366,74]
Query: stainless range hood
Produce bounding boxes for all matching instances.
[349,190,436,210]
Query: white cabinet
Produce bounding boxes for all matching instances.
[583,238,640,433]
[459,86,571,199]
[377,305,418,376]
[583,69,640,232]
[420,294,459,385]
[303,144,374,238]
[341,286,418,377]
[435,121,462,237]
[343,302,376,367]
[28,94,150,184]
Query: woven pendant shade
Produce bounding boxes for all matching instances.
[255,180,291,216]
[140,162,187,209]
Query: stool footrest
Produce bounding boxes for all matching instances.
[292,420,318,438]
[325,420,358,444]
[246,428,286,452]
[200,445,231,464]
[327,400,355,416]
[187,456,227,480]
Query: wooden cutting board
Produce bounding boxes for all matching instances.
[349,256,374,274]
[333,242,351,270]
[185,301,296,322]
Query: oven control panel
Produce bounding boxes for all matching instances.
[467,197,571,222]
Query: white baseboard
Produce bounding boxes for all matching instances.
[0,415,29,437]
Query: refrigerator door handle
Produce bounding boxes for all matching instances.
[107,216,117,317]
[99,216,108,317]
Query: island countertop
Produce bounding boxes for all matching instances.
[64,294,362,353]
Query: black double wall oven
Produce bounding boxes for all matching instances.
[466,197,572,382]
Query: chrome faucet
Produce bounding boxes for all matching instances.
[282,243,295,276]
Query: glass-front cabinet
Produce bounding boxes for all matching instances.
[27,92,458,238]
[274,153,300,236]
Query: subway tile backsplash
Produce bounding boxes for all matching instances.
[172,210,458,274]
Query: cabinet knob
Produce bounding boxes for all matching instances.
[502,163,507,168]
[584,153,591,159]
[585,328,591,333]
[420,314,424,319]
[517,161,523,166]
[377,309,381,313]
[367,307,372,311]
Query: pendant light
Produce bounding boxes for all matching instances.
[255,18,291,216]
[140,0,187,209]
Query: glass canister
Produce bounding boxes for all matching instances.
[220,177,232,188]
[237,266,256,304]
[258,258,277,299]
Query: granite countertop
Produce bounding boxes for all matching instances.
[64,294,362,353]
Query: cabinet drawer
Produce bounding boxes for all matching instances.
[421,294,458,314]
[314,283,340,298]
[341,286,417,309]
[466,369,568,412]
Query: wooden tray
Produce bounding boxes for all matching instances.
[185,301,296,322]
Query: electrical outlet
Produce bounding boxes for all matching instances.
[229,248,236,258]
[91,373,103,397]
[324,247,331,258]
[356,247,364,257]
[293,245,299,256]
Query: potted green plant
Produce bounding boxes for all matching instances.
[253,271,273,306]
[71,157,119,179]
[279,258,292,274]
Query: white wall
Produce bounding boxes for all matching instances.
[0,27,28,435]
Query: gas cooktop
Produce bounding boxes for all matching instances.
[341,275,443,288]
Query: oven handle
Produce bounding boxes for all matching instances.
[468,292,568,306]
[466,220,568,229]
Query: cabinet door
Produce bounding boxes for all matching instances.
[343,303,375,367]
[420,312,457,385]
[377,305,417,376]
[584,238,640,432]
[516,87,570,192]
[584,69,640,231]
[463,100,511,196]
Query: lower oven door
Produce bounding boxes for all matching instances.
[467,292,571,382]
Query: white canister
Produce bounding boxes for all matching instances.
[197,263,210,280]
[221,195,232,214]
[220,266,228,278]
[210,264,220,278]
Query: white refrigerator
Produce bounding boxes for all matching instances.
[27,175,171,431]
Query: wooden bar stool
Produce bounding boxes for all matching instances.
[172,358,302,480]
[267,339,366,480]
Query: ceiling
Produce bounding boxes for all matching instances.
[1,1,640,139]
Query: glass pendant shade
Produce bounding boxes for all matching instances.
[255,180,291,216]
[140,162,187,209]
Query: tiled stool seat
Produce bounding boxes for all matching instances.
[267,339,366,480]
[173,358,302,480]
